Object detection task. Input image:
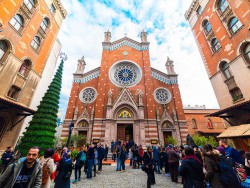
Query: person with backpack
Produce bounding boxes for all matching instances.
[203,144,224,188]
[0,146,42,188]
[216,146,241,188]
[72,146,87,183]
[54,150,72,188]
[179,146,205,188]
[40,148,56,188]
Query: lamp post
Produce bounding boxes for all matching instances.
[66,122,74,147]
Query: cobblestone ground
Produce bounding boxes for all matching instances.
[71,165,183,188]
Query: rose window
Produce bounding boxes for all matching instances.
[79,87,97,103]
[154,88,172,104]
[109,61,142,87]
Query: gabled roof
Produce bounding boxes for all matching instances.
[103,37,149,51]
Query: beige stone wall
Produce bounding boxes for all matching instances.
[210,56,250,109]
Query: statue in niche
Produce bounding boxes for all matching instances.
[108,89,112,104]
[138,89,143,105]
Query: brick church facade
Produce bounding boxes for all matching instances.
[62,31,188,146]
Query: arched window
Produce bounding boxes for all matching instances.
[207,119,213,129]
[218,0,229,13]
[18,59,31,77]
[118,110,132,118]
[219,61,232,79]
[10,14,24,32]
[31,36,41,51]
[228,17,242,34]
[24,0,35,10]
[40,18,50,32]
[211,38,221,53]
[0,40,8,60]
[203,20,212,33]
[192,119,197,129]
[162,121,173,128]
[242,43,250,62]
[78,120,88,127]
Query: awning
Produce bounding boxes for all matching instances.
[206,99,250,117]
[0,96,35,114]
[198,129,224,134]
[217,124,250,138]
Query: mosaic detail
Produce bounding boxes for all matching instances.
[74,70,100,83]
[151,71,178,85]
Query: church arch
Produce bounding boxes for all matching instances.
[113,104,138,120]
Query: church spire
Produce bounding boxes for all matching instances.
[75,55,86,74]
[141,30,147,42]
[104,30,111,42]
[165,57,176,75]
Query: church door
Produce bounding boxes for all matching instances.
[125,124,133,141]
[163,131,172,145]
[117,124,126,141]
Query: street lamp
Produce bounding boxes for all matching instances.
[66,122,74,147]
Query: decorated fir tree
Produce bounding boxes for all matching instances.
[17,54,66,156]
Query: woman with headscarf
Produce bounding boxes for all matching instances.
[179,146,205,188]
[54,150,73,188]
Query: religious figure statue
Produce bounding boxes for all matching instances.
[107,89,112,105]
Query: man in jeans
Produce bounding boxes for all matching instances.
[86,143,95,179]
[167,145,180,183]
[0,146,42,188]
[97,143,104,173]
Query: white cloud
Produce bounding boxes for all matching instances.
[58,0,219,116]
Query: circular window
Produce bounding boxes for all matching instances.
[109,61,142,87]
[154,88,172,104]
[79,87,97,103]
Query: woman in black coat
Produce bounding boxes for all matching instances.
[179,146,205,188]
[143,147,155,188]
[55,150,73,188]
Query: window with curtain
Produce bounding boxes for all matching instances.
[203,20,212,33]
[0,40,8,60]
[228,17,242,34]
[211,38,221,53]
[31,36,41,51]
[218,0,229,13]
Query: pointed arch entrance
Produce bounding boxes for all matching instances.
[116,108,134,142]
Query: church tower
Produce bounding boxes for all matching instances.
[62,31,188,146]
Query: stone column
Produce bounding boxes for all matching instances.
[139,121,146,145]
[134,123,140,145]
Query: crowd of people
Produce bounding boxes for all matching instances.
[0,138,249,188]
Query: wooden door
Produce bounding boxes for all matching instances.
[163,131,172,144]
[117,124,126,141]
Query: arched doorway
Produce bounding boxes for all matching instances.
[116,109,134,142]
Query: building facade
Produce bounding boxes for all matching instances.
[184,105,225,137]
[62,31,188,146]
[185,0,250,148]
[0,0,66,151]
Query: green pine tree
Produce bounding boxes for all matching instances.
[17,59,64,156]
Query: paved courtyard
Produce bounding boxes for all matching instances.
[71,165,182,188]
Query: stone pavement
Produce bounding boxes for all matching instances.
[71,165,183,188]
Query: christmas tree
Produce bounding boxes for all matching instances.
[17,54,66,156]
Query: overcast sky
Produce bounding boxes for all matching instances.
[57,0,219,118]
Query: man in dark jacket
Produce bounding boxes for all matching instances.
[153,146,161,174]
[86,143,95,179]
[179,146,205,188]
[97,143,104,173]
[0,146,42,188]
[167,145,179,182]
[1,147,14,174]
